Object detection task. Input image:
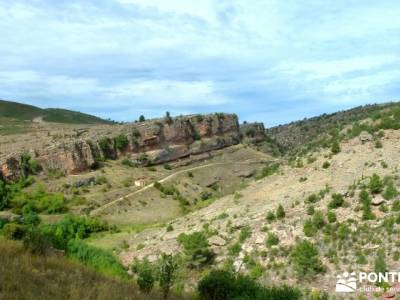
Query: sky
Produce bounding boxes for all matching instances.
[0,0,399,126]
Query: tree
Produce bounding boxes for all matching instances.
[374,250,386,276]
[303,219,317,237]
[115,134,129,151]
[359,189,375,220]
[139,115,146,122]
[331,139,341,154]
[136,262,155,294]
[291,240,324,277]
[276,204,286,219]
[328,193,344,209]
[369,173,383,194]
[165,111,173,125]
[158,254,177,299]
[0,179,9,210]
[178,231,213,268]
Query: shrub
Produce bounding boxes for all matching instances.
[370,173,383,194]
[139,115,145,122]
[258,163,280,179]
[392,200,400,212]
[133,260,155,294]
[178,231,213,268]
[331,140,341,154]
[3,223,25,240]
[23,227,52,255]
[303,219,317,237]
[41,215,108,250]
[266,211,275,223]
[307,205,315,215]
[0,178,9,210]
[228,242,241,256]
[383,181,398,200]
[266,233,279,247]
[328,193,344,209]
[322,161,330,169]
[359,189,375,220]
[276,204,286,219]
[312,211,325,228]
[239,226,252,242]
[197,269,301,300]
[67,240,127,278]
[291,240,324,277]
[306,194,318,203]
[327,211,337,223]
[375,140,383,148]
[158,254,177,299]
[374,250,387,275]
[121,158,137,168]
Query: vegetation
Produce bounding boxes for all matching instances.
[198,269,301,300]
[178,231,213,268]
[328,193,344,209]
[115,134,129,151]
[290,240,324,278]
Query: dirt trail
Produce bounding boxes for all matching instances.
[90,160,263,216]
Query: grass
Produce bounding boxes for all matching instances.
[0,240,185,300]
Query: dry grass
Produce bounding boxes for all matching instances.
[0,240,186,300]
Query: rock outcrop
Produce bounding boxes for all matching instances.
[0,113,240,181]
[240,122,266,144]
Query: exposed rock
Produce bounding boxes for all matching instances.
[255,234,265,245]
[236,169,255,178]
[0,211,20,222]
[240,122,266,144]
[359,131,373,143]
[0,113,240,181]
[73,176,96,188]
[372,195,385,206]
[208,236,226,246]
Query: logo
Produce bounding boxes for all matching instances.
[336,272,357,293]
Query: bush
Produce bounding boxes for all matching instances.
[331,140,341,154]
[3,223,25,240]
[359,189,375,220]
[41,215,108,250]
[266,233,279,247]
[0,178,9,210]
[132,260,155,294]
[67,239,127,278]
[115,134,129,150]
[158,254,177,299]
[291,240,324,277]
[121,158,137,168]
[10,185,67,214]
[383,181,398,200]
[239,226,252,242]
[276,204,286,219]
[258,163,280,179]
[266,211,275,222]
[312,211,325,228]
[327,211,337,223]
[23,227,52,255]
[370,173,383,194]
[303,219,317,237]
[322,161,330,169]
[178,231,213,268]
[328,193,344,209]
[198,269,301,300]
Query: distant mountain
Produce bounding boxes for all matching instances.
[0,100,114,125]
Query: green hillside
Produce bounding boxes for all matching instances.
[0,100,114,125]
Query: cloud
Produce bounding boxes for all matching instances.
[0,0,399,125]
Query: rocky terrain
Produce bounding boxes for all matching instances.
[0,113,242,181]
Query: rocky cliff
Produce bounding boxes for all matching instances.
[0,113,240,181]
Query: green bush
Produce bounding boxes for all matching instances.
[178,231,213,268]
[3,223,25,240]
[132,260,155,294]
[312,211,325,228]
[322,161,330,169]
[41,215,108,250]
[359,189,375,220]
[115,134,129,150]
[276,204,285,219]
[383,181,398,200]
[369,173,383,194]
[303,219,317,237]
[198,269,301,300]
[0,178,9,210]
[327,211,337,223]
[266,233,279,247]
[258,163,280,179]
[328,193,344,209]
[291,240,324,278]
[158,254,177,299]
[121,158,137,168]
[23,227,52,255]
[10,185,67,214]
[67,239,127,279]
[331,140,341,154]
[266,211,276,223]
[239,226,252,242]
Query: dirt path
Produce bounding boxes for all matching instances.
[90,160,266,216]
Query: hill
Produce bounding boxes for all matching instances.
[0,100,114,125]
[0,240,184,300]
[266,101,400,155]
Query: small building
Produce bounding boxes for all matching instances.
[134,177,148,187]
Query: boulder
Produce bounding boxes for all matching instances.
[208,236,226,246]
[359,131,373,143]
[372,195,385,206]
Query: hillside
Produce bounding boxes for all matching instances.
[0,240,184,300]
[266,101,400,155]
[0,100,113,125]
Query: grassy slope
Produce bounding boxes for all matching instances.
[0,240,185,300]
[0,100,113,124]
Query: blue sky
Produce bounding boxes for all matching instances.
[0,0,399,126]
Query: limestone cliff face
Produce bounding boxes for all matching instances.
[240,122,266,144]
[0,113,240,181]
